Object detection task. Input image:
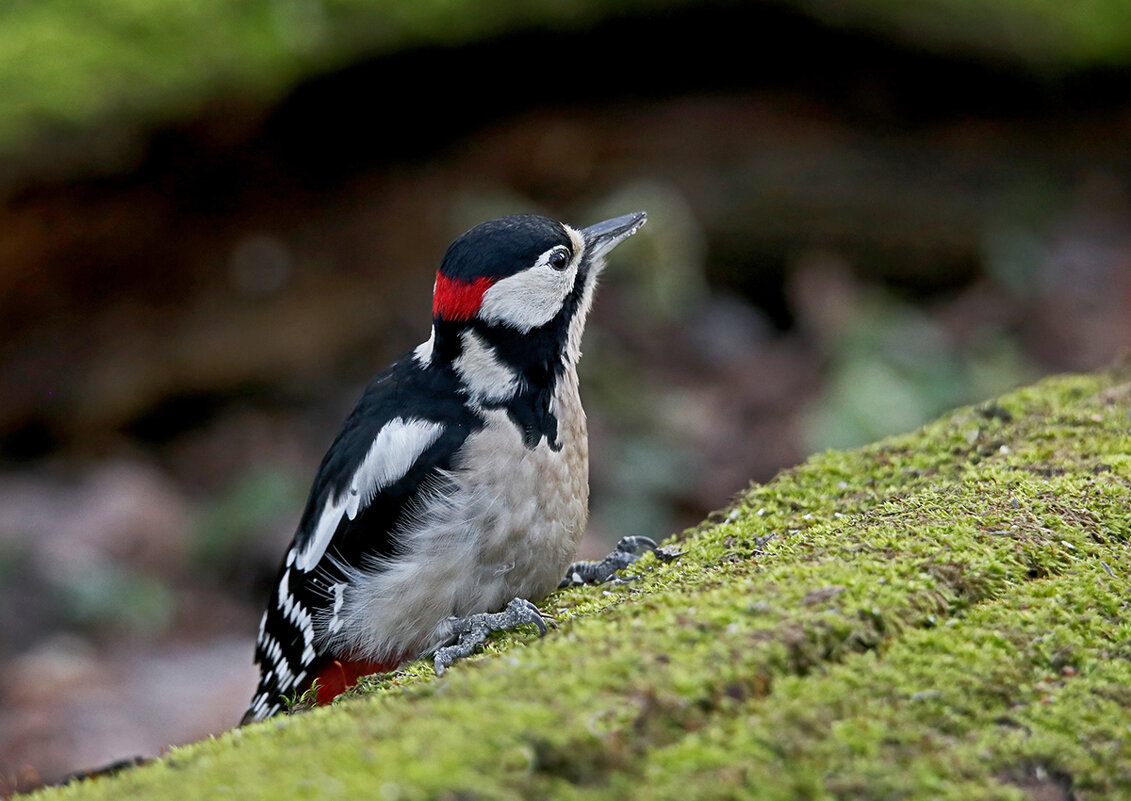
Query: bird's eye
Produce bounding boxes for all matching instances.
[548,249,570,271]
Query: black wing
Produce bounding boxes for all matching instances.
[243,353,480,722]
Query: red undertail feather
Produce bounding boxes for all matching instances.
[433,273,495,322]
[307,657,401,706]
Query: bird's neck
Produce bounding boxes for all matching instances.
[429,321,570,451]
[430,319,575,386]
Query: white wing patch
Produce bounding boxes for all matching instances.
[293,417,445,572]
[293,494,341,572]
[347,418,444,518]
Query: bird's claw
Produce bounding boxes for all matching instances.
[433,597,547,675]
[558,535,659,588]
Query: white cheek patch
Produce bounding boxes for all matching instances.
[293,417,444,572]
[477,246,581,333]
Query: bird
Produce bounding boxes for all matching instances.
[242,210,649,724]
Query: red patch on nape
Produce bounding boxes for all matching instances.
[307,656,401,706]
[433,273,495,322]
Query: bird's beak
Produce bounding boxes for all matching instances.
[582,211,647,261]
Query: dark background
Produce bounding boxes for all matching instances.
[2,1,1130,791]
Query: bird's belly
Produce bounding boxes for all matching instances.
[330,403,588,661]
[457,405,589,606]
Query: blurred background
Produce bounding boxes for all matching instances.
[2,0,1131,792]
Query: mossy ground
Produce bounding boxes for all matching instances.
[28,368,1131,800]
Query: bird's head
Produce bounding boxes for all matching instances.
[432,212,645,330]
[424,211,646,367]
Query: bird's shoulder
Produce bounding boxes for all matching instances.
[319,355,476,486]
[289,351,481,571]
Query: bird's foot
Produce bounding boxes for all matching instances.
[433,597,548,675]
[559,536,658,588]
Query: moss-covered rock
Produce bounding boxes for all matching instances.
[30,368,1131,799]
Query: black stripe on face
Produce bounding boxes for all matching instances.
[463,270,590,451]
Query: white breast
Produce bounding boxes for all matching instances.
[323,371,589,662]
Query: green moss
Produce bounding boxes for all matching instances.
[6,1,1131,181]
[26,368,1131,799]
[787,0,1131,70]
[0,0,684,175]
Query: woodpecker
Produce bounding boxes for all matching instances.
[242,211,649,724]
